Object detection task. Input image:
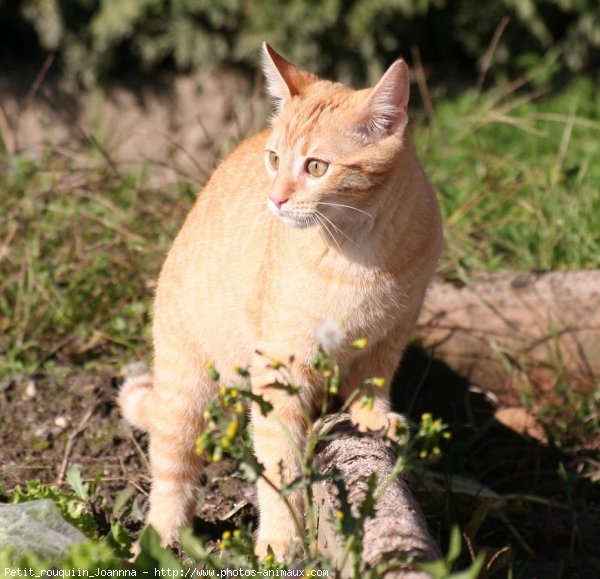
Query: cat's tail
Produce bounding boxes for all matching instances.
[118,369,153,432]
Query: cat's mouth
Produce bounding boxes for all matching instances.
[280,213,314,229]
[268,199,315,229]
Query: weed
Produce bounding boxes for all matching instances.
[415,77,600,276]
[0,149,197,378]
[0,341,469,576]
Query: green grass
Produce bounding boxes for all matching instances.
[0,150,197,377]
[1,71,599,577]
[1,75,599,380]
[415,77,600,276]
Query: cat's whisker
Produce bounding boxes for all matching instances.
[311,211,330,241]
[315,210,359,248]
[316,202,373,219]
[314,212,344,254]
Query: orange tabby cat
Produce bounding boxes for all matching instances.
[119,43,442,558]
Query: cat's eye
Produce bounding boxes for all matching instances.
[306,159,329,178]
[267,151,279,171]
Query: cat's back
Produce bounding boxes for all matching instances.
[154,128,274,362]
[208,129,271,199]
[162,129,273,266]
[188,128,271,228]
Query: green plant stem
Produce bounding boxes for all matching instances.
[374,454,407,503]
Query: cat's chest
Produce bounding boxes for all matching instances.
[250,248,408,343]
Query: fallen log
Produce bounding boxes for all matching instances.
[417,271,600,403]
[314,414,441,578]
[311,271,600,575]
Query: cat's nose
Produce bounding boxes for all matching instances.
[269,195,289,209]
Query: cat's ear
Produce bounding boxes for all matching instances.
[261,42,316,109]
[357,60,410,140]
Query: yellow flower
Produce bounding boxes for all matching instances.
[219,386,227,396]
[205,362,220,381]
[222,530,232,540]
[371,377,386,388]
[351,338,368,350]
[323,369,333,378]
[226,421,238,439]
[335,510,344,520]
[230,388,239,398]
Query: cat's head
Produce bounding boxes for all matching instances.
[261,43,411,230]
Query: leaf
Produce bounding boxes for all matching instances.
[134,526,184,572]
[280,472,329,497]
[112,486,135,516]
[239,452,264,483]
[447,554,485,579]
[89,471,103,497]
[242,391,274,417]
[420,525,485,579]
[179,527,216,563]
[358,473,378,519]
[420,559,451,577]
[66,466,89,501]
[109,520,132,557]
[447,525,462,565]
[331,472,357,536]
[265,382,301,396]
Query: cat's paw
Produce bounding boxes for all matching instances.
[255,537,291,560]
[350,408,408,442]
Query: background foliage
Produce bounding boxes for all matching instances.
[1,1,599,575]
[1,0,600,85]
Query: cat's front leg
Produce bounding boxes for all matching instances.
[342,330,410,441]
[250,352,310,560]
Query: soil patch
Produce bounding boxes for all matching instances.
[0,369,255,538]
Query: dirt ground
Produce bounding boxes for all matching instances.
[1,353,599,577]
[0,369,256,543]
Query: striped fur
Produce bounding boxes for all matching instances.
[119,43,442,559]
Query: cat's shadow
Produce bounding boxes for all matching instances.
[391,346,600,574]
[391,345,568,495]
